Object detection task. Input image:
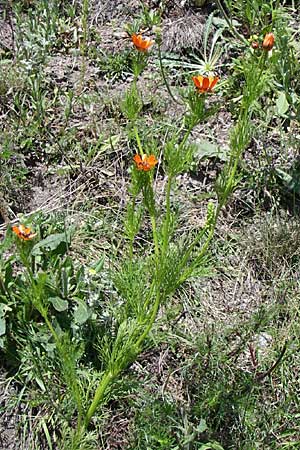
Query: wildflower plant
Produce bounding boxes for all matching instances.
[130,32,154,78]
[161,13,226,77]
[81,30,273,436]
[0,12,277,449]
[1,217,90,444]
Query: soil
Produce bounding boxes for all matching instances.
[0,370,21,450]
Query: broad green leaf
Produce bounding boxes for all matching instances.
[0,303,10,336]
[36,377,46,392]
[99,135,120,155]
[31,232,70,256]
[196,140,228,161]
[276,92,289,117]
[90,256,105,274]
[196,418,208,433]
[276,168,300,194]
[212,17,240,28]
[74,300,90,325]
[275,168,293,185]
[200,443,224,450]
[49,297,68,312]
[0,317,5,336]
[41,419,53,450]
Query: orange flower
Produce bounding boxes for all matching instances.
[131,34,154,52]
[192,75,219,93]
[12,224,37,241]
[262,32,275,51]
[133,154,158,171]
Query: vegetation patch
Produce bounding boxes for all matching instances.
[0,0,300,448]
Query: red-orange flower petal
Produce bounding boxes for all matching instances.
[192,75,219,93]
[192,75,202,90]
[208,76,219,91]
[133,154,158,171]
[262,32,275,51]
[131,33,154,52]
[12,224,37,241]
[202,77,210,91]
[133,154,143,170]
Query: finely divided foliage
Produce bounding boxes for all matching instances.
[0,0,299,449]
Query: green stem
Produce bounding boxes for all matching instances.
[0,275,12,302]
[178,207,219,284]
[20,249,34,281]
[85,286,162,428]
[84,370,115,427]
[161,122,194,258]
[178,108,247,283]
[179,120,196,151]
[133,124,144,155]
[41,307,60,344]
[215,0,248,46]
[257,52,268,84]
[39,303,84,426]
[135,289,161,350]
[158,43,182,106]
[162,175,172,257]
[129,237,134,262]
[142,277,157,311]
[128,196,137,263]
[81,0,89,53]
[150,212,160,261]
[222,151,240,203]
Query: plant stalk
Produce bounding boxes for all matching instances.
[84,370,115,427]
[158,43,182,105]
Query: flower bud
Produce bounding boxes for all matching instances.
[262,32,275,51]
